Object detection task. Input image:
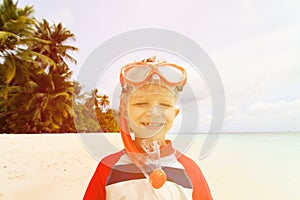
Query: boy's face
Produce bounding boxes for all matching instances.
[128,84,179,139]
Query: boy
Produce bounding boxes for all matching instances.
[84,57,212,200]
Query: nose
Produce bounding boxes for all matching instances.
[150,73,162,85]
[150,105,161,116]
[145,104,165,121]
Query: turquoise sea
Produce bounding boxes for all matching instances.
[81,132,300,199]
[179,132,300,200]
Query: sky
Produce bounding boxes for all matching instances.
[18,0,300,132]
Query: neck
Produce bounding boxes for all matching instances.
[134,136,167,150]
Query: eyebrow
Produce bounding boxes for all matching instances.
[130,98,175,105]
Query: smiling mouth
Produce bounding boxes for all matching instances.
[141,122,164,129]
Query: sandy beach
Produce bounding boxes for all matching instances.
[1,133,299,200]
[0,134,98,200]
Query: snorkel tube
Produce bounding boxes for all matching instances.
[119,94,143,165]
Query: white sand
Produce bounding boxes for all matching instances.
[1,133,299,200]
[0,134,97,200]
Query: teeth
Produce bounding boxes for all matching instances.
[141,122,163,127]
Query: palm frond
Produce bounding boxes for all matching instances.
[25,93,42,111]
[62,52,77,64]
[3,16,35,35]
[18,50,56,70]
[7,85,22,93]
[0,31,20,46]
[2,55,16,84]
[53,92,72,100]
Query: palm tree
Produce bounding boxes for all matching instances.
[0,0,48,133]
[89,91,119,132]
[0,0,35,53]
[33,19,77,75]
[1,0,37,97]
[72,83,101,132]
[0,0,78,133]
[99,94,110,112]
[28,19,78,133]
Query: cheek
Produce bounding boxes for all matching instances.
[164,109,176,121]
[128,107,147,120]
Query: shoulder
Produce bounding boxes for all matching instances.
[175,151,200,172]
[93,150,125,174]
[91,150,126,185]
[83,150,126,200]
[100,150,125,166]
[175,151,213,200]
[174,151,204,186]
[97,150,125,169]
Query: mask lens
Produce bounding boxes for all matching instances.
[157,65,184,83]
[125,65,151,82]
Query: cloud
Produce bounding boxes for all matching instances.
[245,100,300,120]
[223,100,300,132]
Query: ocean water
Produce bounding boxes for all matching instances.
[81,132,300,199]
[175,133,300,200]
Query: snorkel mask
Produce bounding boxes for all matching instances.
[119,57,187,189]
[120,60,186,92]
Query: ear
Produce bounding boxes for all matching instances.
[175,109,180,117]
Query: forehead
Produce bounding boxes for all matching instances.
[129,84,177,98]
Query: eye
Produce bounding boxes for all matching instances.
[132,102,149,107]
[159,103,173,108]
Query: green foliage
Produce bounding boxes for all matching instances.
[0,0,120,133]
[72,85,101,132]
[0,0,77,133]
[92,90,120,133]
[73,87,120,133]
[96,108,120,133]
